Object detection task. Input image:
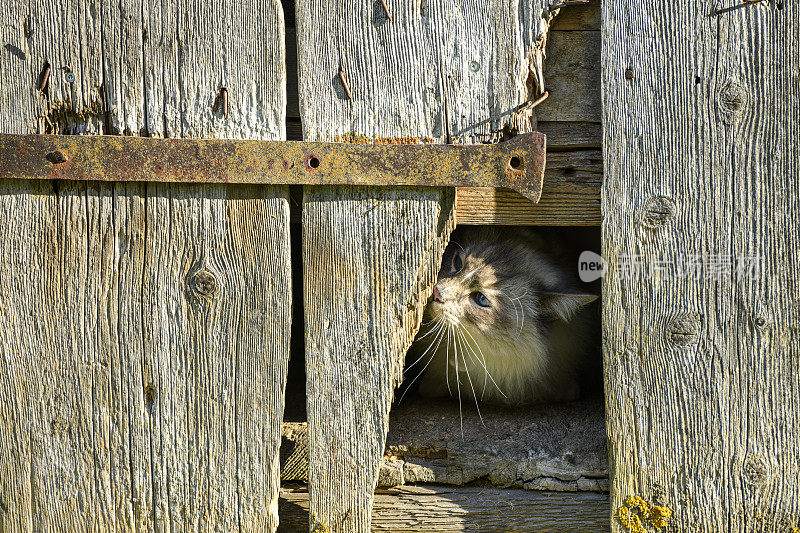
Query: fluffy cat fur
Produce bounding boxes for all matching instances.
[407,227,598,406]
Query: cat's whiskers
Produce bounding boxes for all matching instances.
[414,317,446,342]
[398,317,448,404]
[404,317,447,372]
[441,310,460,327]
[454,329,485,428]
[510,290,530,336]
[445,325,453,397]
[450,325,465,437]
[454,325,488,399]
[457,324,508,400]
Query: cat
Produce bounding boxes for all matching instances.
[405,226,599,407]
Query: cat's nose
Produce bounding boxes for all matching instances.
[432,286,443,302]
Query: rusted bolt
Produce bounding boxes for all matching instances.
[338,66,353,100]
[625,67,635,80]
[666,313,702,347]
[46,151,68,164]
[37,62,51,92]
[212,87,228,118]
[191,269,217,296]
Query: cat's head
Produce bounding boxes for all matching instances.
[427,227,596,338]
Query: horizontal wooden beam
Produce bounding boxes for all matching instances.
[456,149,601,226]
[278,485,611,532]
[281,398,608,490]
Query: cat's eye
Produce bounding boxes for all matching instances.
[472,292,490,307]
[452,253,463,273]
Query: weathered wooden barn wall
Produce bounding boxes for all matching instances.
[295,0,567,530]
[0,1,291,531]
[602,0,799,531]
[285,2,604,226]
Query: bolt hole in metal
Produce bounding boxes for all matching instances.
[509,156,523,170]
[309,156,320,168]
[46,151,67,164]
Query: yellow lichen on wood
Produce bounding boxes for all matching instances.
[617,495,672,532]
[310,513,330,532]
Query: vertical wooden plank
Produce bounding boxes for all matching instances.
[135,2,290,530]
[602,1,799,531]
[0,1,290,531]
[142,182,291,531]
[0,3,119,527]
[297,1,557,531]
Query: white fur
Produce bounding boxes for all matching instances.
[416,308,590,405]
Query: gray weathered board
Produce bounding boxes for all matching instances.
[296,0,571,531]
[0,1,291,531]
[278,485,611,532]
[602,0,799,532]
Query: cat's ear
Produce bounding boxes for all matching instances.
[541,292,598,322]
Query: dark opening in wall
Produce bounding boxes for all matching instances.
[389,225,607,492]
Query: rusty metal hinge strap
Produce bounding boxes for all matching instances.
[0,133,546,202]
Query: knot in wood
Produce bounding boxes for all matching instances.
[641,195,676,228]
[752,301,772,331]
[742,456,769,486]
[144,384,156,407]
[718,81,748,120]
[666,313,702,346]
[191,269,218,296]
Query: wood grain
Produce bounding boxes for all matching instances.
[535,31,601,123]
[602,0,800,531]
[301,186,454,532]
[296,0,566,530]
[278,485,611,532]
[455,149,602,226]
[0,1,291,531]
